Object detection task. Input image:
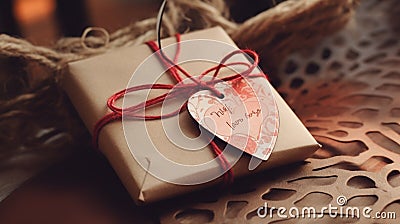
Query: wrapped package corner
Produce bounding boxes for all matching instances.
[61,26,320,204]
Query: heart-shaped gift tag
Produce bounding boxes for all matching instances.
[187,76,279,161]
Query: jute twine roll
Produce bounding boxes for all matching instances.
[0,0,358,71]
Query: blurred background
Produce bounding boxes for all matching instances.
[0,0,161,45]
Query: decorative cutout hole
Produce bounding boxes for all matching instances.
[288,175,337,186]
[355,68,382,78]
[307,127,328,132]
[305,62,320,75]
[321,48,332,60]
[378,38,398,49]
[315,136,368,156]
[366,131,400,154]
[382,200,400,216]
[332,162,363,171]
[290,77,304,89]
[329,61,343,71]
[376,83,400,91]
[383,123,400,135]
[328,130,348,137]
[387,170,400,188]
[383,71,400,79]
[360,156,393,172]
[284,60,298,75]
[347,176,376,189]
[358,40,371,47]
[262,188,296,201]
[175,209,214,224]
[312,162,362,171]
[246,209,259,220]
[338,121,363,129]
[301,89,309,95]
[347,195,378,206]
[349,63,359,71]
[225,201,248,219]
[346,48,360,60]
[364,52,387,63]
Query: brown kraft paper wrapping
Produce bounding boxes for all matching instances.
[62,27,320,204]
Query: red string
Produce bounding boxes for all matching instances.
[93,34,266,184]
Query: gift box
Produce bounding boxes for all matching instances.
[62,27,320,204]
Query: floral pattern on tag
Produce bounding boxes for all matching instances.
[187,77,279,161]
